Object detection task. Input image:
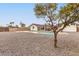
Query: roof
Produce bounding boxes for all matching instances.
[29,23,51,31]
[30,23,44,28]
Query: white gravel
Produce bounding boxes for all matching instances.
[0,32,78,56]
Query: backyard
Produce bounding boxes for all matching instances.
[0,32,79,55]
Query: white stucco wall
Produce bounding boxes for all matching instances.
[30,24,76,32]
[63,25,76,32]
[30,25,38,31]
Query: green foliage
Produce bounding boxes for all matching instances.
[20,22,26,27]
[34,3,57,18]
[60,4,79,24]
[34,3,79,48]
[34,3,79,33]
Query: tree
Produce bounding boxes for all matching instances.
[34,3,79,48]
[8,21,14,27]
[20,22,26,27]
[15,25,19,28]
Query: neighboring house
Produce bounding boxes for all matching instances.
[63,24,77,32]
[29,24,44,31]
[76,24,79,32]
[0,23,79,32]
[63,23,79,32]
[30,23,78,32]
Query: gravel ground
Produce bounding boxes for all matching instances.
[0,32,79,56]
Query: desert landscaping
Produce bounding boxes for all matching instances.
[0,32,79,56]
[0,3,79,56]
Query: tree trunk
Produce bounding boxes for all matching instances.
[54,32,58,48]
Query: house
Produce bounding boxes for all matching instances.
[0,23,79,32]
[76,24,79,32]
[29,23,78,32]
[63,23,79,32]
[29,24,44,31]
[63,24,77,32]
[29,23,51,31]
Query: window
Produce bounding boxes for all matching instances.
[32,26,34,29]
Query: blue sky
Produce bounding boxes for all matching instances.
[0,3,65,26]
